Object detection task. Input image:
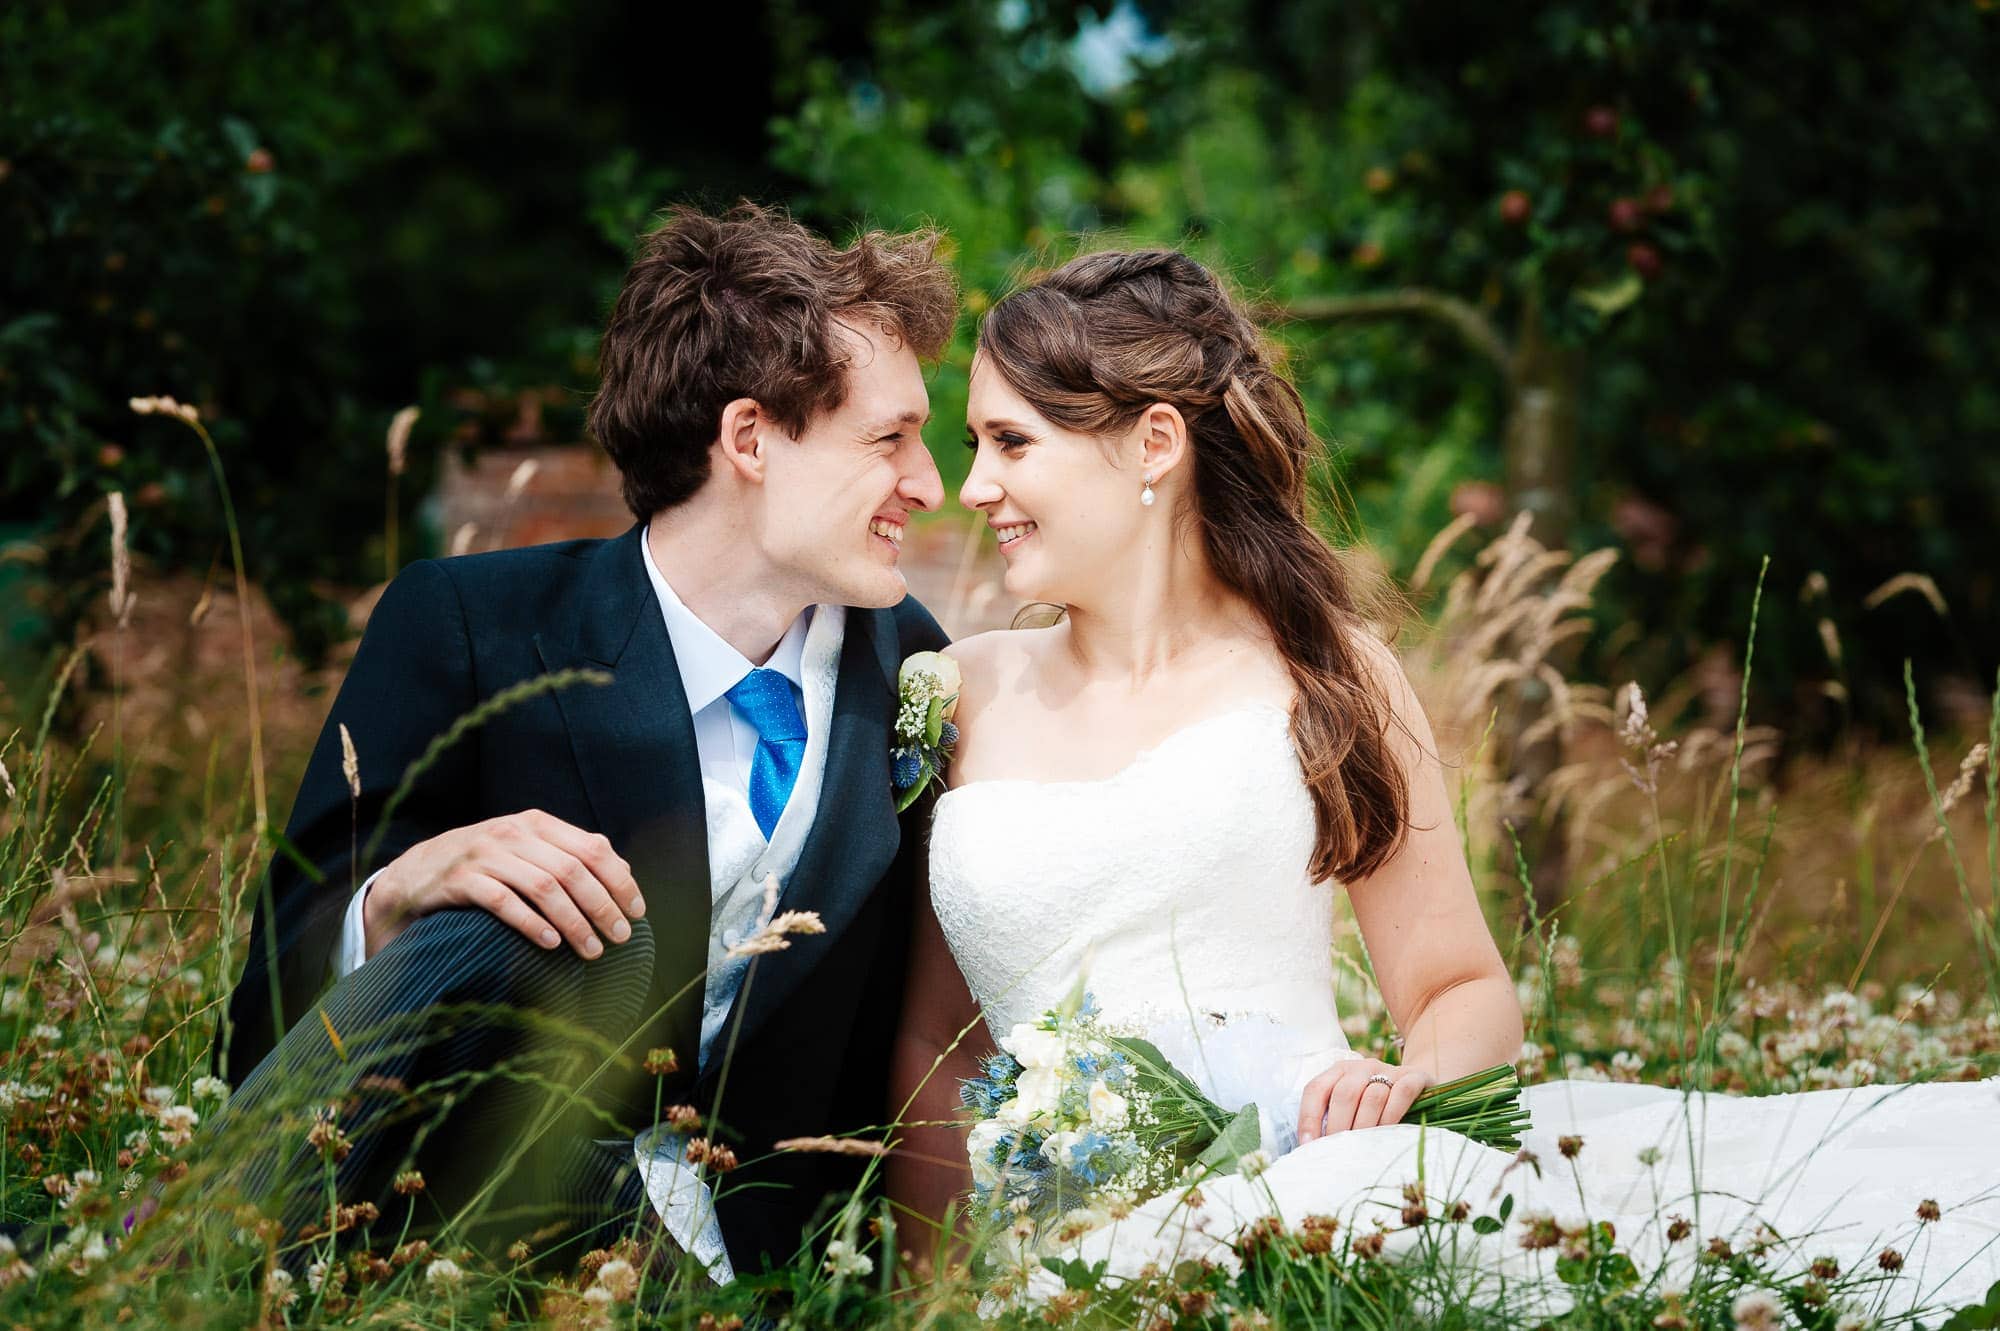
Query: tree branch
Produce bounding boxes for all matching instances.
[1271,288,1514,379]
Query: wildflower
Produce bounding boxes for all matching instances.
[595,1258,639,1301]
[265,1267,297,1308]
[307,1260,329,1293]
[823,1238,874,1279]
[1447,1199,1471,1222]
[1350,1231,1385,1260]
[142,1084,175,1108]
[1637,1146,1662,1167]
[664,1104,702,1132]
[394,1169,426,1196]
[1557,1134,1583,1159]
[1611,1050,1645,1080]
[582,1285,613,1306]
[158,1104,198,1147]
[32,1023,62,1043]
[1238,1149,1272,1181]
[643,1047,679,1077]
[506,1240,531,1263]
[1731,1289,1783,1331]
[424,1257,464,1288]
[306,1106,351,1162]
[1811,1256,1841,1279]
[1877,1247,1904,1273]
[1518,1209,1561,1250]
[1045,1287,1090,1320]
[191,1075,230,1101]
[1916,1198,1941,1223]
[1704,1236,1734,1262]
[683,1138,737,1172]
[1834,1311,1873,1331]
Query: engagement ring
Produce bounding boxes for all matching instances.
[1365,1073,1394,1087]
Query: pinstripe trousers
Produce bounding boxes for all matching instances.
[210,906,660,1268]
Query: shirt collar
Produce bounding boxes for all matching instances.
[640,525,811,714]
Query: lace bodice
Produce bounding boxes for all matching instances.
[929,704,1354,1111]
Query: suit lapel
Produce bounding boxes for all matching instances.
[710,605,903,1066]
[535,525,711,1075]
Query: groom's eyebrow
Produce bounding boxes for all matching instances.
[864,410,930,432]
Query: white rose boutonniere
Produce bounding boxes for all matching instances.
[892,651,961,811]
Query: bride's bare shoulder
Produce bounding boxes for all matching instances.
[944,625,1056,727]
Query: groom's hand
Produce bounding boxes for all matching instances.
[1296,1058,1434,1143]
[364,810,645,962]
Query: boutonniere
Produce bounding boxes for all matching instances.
[892,651,961,811]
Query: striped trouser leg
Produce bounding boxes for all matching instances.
[204,907,656,1265]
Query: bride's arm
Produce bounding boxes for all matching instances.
[1302,636,1525,1142]
[885,841,991,1279]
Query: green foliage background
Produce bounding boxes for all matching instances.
[4,0,1996,733]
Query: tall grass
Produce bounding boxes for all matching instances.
[0,441,1995,1327]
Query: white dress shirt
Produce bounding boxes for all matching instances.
[330,530,848,1284]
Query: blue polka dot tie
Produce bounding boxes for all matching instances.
[725,668,807,839]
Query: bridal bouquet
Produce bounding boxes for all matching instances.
[960,991,1529,1244]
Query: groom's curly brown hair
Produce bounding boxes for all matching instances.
[589,201,958,519]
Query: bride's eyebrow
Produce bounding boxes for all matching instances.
[977,418,1031,433]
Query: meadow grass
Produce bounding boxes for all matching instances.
[0,432,1996,1327]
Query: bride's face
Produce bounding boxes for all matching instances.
[960,356,1144,604]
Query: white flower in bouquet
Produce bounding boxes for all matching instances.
[1000,1023,1066,1069]
[1088,1080,1129,1128]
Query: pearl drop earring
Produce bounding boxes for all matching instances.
[1141,471,1156,507]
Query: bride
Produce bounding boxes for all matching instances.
[883,249,2000,1315]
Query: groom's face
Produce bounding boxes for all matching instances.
[753,320,941,609]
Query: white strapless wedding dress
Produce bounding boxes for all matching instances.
[929,704,2000,1316]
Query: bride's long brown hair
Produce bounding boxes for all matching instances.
[979,249,1410,882]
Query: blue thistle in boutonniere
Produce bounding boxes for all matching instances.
[892,651,961,811]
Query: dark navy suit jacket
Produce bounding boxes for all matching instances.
[220,523,949,1269]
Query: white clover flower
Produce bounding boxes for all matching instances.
[424,1257,464,1288]
[823,1238,874,1279]
[0,988,19,1014]
[119,1170,140,1198]
[1716,1030,1752,1060]
[158,1104,199,1146]
[1730,1287,1783,1330]
[0,1235,15,1259]
[1833,1309,1873,1331]
[142,1084,176,1108]
[1238,1149,1273,1180]
[1610,1050,1645,1079]
[124,1128,151,1153]
[1087,1080,1129,1128]
[192,1075,230,1102]
[307,1260,328,1293]
[31,1023,61,1043]
[595,1257,639,1301]
[581,1285,612,1306]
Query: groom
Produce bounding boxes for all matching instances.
[214,202,956,1273]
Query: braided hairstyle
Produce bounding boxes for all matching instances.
[978,250,1410,882]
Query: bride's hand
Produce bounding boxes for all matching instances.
[1297,1058,1434,1143]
